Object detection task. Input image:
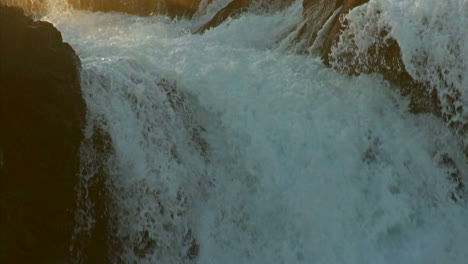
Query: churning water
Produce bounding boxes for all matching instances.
[42,0,467,263]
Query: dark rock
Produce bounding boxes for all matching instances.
[70,122,113,264]
[0,4,85,263]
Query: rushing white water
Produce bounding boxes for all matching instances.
[42,0,467,263]
[330,0,467,131]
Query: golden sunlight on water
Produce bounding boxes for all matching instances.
[0,0,207,17]
[0,0,47,15]
[0,0,73,17]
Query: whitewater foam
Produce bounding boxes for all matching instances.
[42,0,468,263]
[330,0,467,131]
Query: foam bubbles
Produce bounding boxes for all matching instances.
[46,2,468,263]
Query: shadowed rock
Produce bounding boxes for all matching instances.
[0,4,85,263]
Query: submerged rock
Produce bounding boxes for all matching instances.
[0,4,85,263]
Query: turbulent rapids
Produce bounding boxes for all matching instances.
[1,0,467,263]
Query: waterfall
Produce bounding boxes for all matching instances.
[20,0,468,263]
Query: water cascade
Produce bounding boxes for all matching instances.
[2,0,467,263]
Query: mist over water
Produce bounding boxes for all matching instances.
[40,0,467,263]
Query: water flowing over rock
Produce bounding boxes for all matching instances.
[289,0,433,108]
[195,0,251,33]
[71,74,208,263]
[1,0,466,262]
[194,0,295,33]
[313,0,440,116]
[287,0,342,53]
[0,4,85,263]
[319,0,369,61]
[286,0,466,154]
[194,0,436,120]
[192,0,450,126]
[328,1,466,151]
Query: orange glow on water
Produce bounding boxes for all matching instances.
[0,0,205,17]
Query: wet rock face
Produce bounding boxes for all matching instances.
[295,0,450,118]
[330,4,466,142]
[287,0,369,56]
[194,0,295,33]
[0,4,85,263]
[288,0,341,53]
[298,0,466,155]
[320,0,369,62]
[195,0,252,33]
[321,0,465,134]
[329,26,442,116]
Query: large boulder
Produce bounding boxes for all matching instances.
[0,4,85,263]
